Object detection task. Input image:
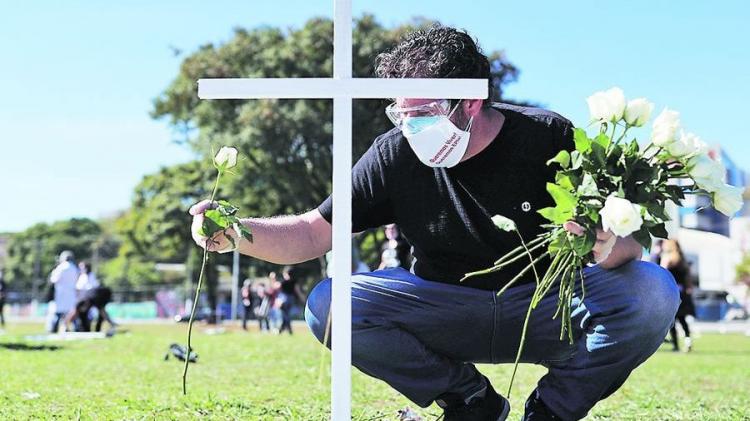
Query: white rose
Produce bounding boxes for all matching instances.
[586,87,626,123]
[624,98,654,127]
[491,215,517,232]
[688,154,726,192]
[712,184,744,217]
[214,146,238,170]
[651,108,681,147]
[599,195,644,238]
[666,131,702,159]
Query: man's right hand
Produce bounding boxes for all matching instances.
[189,200,236,253]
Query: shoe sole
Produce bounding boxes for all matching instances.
[497,395,511,421]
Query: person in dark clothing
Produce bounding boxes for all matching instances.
[65,286,115,332]
[189,26,678,421]
[240,279,255,331]
[278,266,306,334]
[378,223,413,270]
[661,239,695,352]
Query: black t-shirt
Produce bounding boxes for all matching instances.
[79,286,112,308]
[318,103,574,290]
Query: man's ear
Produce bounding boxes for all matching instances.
[463,99,484,117]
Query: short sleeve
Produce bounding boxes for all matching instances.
[317,139,395,232]
[556,119,575,153]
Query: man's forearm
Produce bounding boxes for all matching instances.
[235,211,331,265]
[598,235,643,270]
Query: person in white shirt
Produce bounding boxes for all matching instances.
[76,261,99,296]
[48,250,79,333]
[75,261,100,328]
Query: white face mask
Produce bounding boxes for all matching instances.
[401,105,473,168]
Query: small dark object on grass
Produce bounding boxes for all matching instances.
[0,342,62,352]
[164,343,198,363]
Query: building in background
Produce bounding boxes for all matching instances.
[669,146,750,292]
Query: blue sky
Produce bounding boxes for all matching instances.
[1,0,748,232]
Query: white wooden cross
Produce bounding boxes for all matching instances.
[197,1,486,419]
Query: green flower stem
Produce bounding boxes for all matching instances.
[182,169,223,396]
[495,251,551,297]
[506,283,536,397]
[533,251,574,308]
[615,124,630,144]
[648,146,664,163]
[462,239,549,282]
[182,246,208,395]
[493,234,549,265]
[515,231,541,286]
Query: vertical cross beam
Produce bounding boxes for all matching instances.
[331,1,353,419]
[197,2,487,419]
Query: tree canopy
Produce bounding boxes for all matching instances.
[5,15,526,298]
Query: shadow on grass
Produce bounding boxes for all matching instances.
[0,342,63,351]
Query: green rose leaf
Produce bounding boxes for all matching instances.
[569,229,596,257]
[574,128,591,153]
[589,142,607,167]
[547,230,568,254]
[648,222,669,239]
[645,203,670,221]
[547,150,571,168]
[546,182,577,213]
[556,173,575,191]
[202,209,231,238]
[577,173,599,197]
[538,206,573,224]
[632,227,652,250]
[216,200,239,216]
[593,133,611,149]
[237,224,253,242]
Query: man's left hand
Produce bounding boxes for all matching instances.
[564,221,639,269]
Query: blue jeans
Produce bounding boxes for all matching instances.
[305,261,679,420]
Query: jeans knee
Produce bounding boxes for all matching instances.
[622,260,680,333]
[304,278,331,345]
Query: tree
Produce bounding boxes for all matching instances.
[4,218,103,294]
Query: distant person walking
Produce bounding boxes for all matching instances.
[241,279,255,331]
[48,250,79,333]
[377,223,412,270]
[278,266,306,335]
[660,239,695,352]
[253,279,272,332]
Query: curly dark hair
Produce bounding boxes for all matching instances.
[375,25,492,106]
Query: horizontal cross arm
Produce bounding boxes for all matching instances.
[198,78,487,100]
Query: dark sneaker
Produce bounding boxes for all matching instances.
[436,377,510,421]
[165,343,198,363]
[523,388,563,420]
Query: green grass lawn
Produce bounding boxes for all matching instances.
[1,322,748,420]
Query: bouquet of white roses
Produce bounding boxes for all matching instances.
[463,87,744,393]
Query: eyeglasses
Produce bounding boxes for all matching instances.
[385,99,455,129]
